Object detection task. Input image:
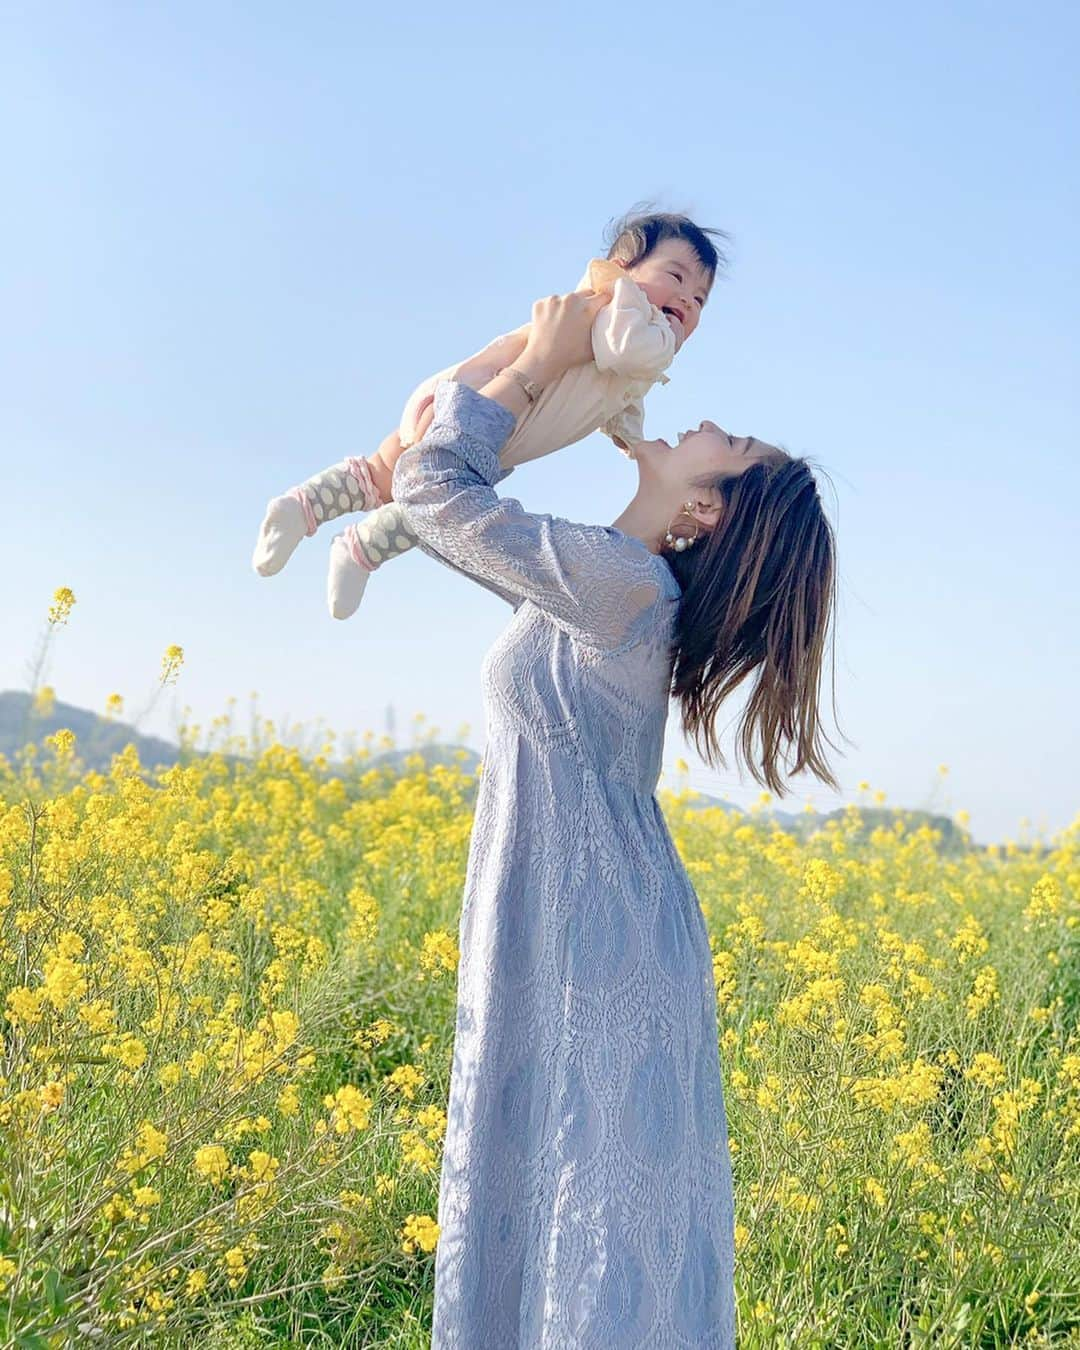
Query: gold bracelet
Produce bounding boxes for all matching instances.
[498,365,542,404]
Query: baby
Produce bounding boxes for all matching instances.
[251,210,725,618]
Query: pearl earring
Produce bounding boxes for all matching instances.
[664,499,701,552]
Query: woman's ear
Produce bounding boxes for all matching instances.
[692,497,725,531]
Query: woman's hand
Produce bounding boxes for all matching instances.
[515,289,608,388]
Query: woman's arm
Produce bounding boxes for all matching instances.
[390,292,668,651]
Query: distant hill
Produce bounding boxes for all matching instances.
[681,787,971,852]
[1,690,973,852]
[1,690,186,773]
[0,690,480,779]
[365,745,482,775]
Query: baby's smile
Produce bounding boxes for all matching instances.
[660,306,685,345]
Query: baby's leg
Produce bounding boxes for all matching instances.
[327,501,421,619]
[252,440,390,578]
[327,419,432,618]
[364,414,429,503]
[296,328,527,582]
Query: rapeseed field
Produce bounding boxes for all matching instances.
[1,592,1078,1347]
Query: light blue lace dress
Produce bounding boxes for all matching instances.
[392,381,735,1349]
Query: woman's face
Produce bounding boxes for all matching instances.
[635,420,775,492]
[629,420,784,541]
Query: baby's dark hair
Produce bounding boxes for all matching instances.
[603,204,731,281]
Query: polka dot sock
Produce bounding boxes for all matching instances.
[252,456,384,577]
[326,502,420,620]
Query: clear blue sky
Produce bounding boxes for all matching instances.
[2,2,1077,846]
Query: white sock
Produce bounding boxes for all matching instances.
[327,529,373,620]
[252,494,307,576]
[253,457,384,578]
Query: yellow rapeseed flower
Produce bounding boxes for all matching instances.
[32,685,56,716]
[400,1213,440,1254]
[418,928,459,978]
[222,1245,247,1289]
[44,728,76,759]
[400,1130,439,1173]
[1024,874,1063,924]
[966,965,1001,1019]
[6,986,46,1027]
[192,1145,230,1186]
[160,644,185,686]
[323,1084,372,1134]
[863,1177,887,1208]
[115,1037,148,1071]
[385,1063,425,1100]
[47,587,75,626]
[39,1080,65,1111]
[965,1053,1006,1089]
[277,1083,301,1117]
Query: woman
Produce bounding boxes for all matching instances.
[391,290,841,1348]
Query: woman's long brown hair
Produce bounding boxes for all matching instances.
[663,450,847,797]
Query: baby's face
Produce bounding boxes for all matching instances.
[625,239,713,349]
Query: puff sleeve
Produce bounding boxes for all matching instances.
[590,276,677,383]
[602,395,647,457]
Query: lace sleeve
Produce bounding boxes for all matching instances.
[392,380,668,651]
